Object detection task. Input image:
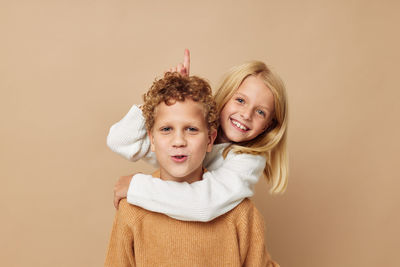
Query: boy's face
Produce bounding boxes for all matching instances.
[148,99,217,184]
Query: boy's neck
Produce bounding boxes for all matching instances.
[153,167,204,184]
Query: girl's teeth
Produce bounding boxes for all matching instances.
[232,120,247,130]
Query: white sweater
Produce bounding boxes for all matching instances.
[107,105,266,222]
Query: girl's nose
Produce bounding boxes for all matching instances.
[240,107,252,120]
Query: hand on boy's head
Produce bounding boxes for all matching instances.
[113,174,136,209]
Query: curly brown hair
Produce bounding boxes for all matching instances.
[142,72,219,132]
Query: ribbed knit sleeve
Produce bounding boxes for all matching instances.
[104,203,136,267]
[236,200,280,267]
[127,151,266,222]
[106,104,157,166]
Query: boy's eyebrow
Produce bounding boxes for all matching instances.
[157,120,204,126]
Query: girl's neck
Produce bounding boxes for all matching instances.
[215,130,230,144]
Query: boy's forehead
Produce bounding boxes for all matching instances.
[154,99,207,124]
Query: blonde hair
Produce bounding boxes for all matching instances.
[214,61,289,194]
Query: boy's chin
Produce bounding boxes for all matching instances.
[160,168,203,183]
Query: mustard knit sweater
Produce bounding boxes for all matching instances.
[104,197,279,266]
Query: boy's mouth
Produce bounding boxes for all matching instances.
[230,118,249,132]
[171,155,188,163]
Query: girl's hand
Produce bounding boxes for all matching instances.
[165,49,190,76]
[113,174,136,209]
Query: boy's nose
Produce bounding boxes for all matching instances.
[172,132,187,147]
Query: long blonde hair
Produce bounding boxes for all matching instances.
[214,61,289,193]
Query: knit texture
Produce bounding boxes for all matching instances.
[107,104,157,166]
[104,198,279,267]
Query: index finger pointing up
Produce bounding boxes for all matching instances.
[183,48,190,75]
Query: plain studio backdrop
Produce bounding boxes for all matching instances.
[1,1,399,266]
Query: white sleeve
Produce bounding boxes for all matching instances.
[106,104,157,166]
[126,152,266,222]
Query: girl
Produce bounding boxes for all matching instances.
[107,50,288,221]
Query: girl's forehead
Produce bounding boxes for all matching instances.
[233,75,275,109]
[237,76,271,96]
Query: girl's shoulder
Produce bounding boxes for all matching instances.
[203,143,230,169]
[204,143,266,171]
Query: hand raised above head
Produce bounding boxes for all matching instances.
[164,48,190,76]
[182,48,190,75]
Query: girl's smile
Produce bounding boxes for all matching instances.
[230,118,250,132]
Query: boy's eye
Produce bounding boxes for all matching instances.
[160,127,172,132]
[235,98,245,104]
[186,127,198,133]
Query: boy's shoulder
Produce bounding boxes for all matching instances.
[230,198,258,214]
[116,199,149,226]
[224,198,264,225]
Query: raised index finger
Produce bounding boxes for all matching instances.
[183,48,190,75]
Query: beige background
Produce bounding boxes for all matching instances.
[1,0,399,266]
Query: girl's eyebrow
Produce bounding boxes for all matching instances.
[234,92,247,98]
[257,105,272,113]
[235,92,273,113]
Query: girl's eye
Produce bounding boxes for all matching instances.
[256,110,266,117]
[235,98,245,104]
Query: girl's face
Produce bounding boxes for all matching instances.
[218,75,275,143]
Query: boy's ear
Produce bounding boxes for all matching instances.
[148,130,156,152]
[207,128,217,153]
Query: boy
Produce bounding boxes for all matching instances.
[104,73,278,266]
